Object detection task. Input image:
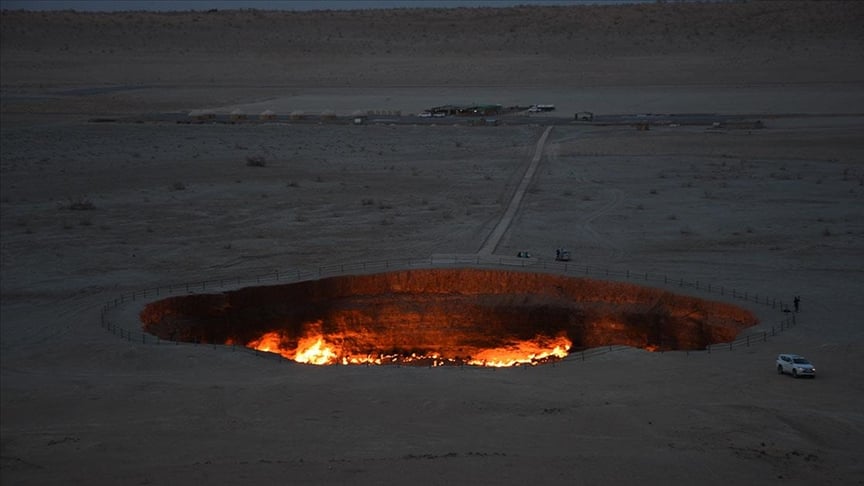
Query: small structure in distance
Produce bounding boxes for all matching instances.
[528,104,555,113]
[555,248,571,262]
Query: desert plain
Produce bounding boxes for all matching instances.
[1,1,864,484]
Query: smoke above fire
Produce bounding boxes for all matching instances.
[140,269,757,367]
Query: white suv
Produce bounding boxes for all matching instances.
[776,354,816,378]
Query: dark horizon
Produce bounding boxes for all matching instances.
[0,0,665,12]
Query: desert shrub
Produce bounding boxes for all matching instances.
[66,196,95,210]
[246,155,267,167]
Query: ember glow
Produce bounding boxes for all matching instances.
[246,329,572,367]
[466,336,572,367]
[140,268,758,367]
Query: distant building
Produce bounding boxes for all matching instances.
[190,111,216,122]
[428,104,502,116]
[259,109,277,121]
[529,104,555,112]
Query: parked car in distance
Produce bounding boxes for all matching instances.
[776,354,816,378]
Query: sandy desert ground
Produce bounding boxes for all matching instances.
[2,2,864,485]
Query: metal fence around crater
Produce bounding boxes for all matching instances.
[99,255,800,365]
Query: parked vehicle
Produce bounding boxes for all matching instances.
[776,354,816,378]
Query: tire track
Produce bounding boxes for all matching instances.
[578,187,625,261]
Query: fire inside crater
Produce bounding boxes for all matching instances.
[140,268,758,367]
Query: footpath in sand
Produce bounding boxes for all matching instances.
[478,126,553,256]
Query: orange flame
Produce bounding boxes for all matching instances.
[246,325,571,367]
[293,335,339,365]
[466,336,571,367]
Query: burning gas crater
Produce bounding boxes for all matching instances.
[140,269,757,367]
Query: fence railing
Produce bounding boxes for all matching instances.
[99,254,802,365]
[707,313,796,353]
